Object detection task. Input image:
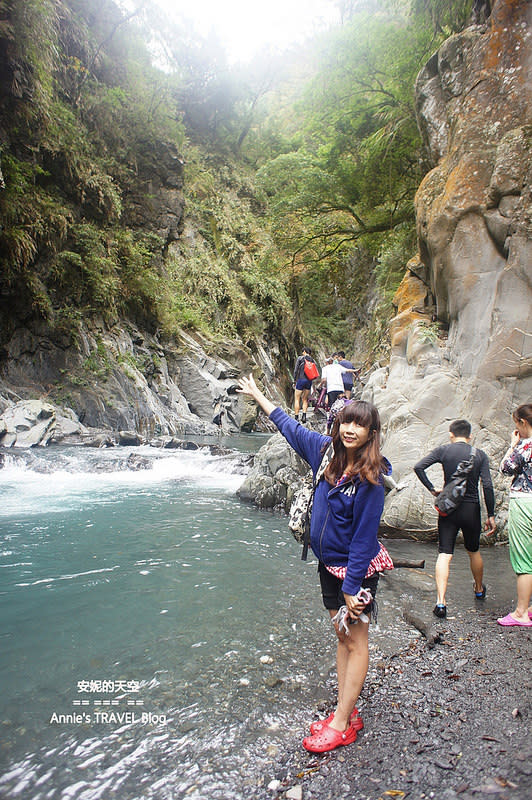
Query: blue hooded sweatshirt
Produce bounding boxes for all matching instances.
[270,407,391,596]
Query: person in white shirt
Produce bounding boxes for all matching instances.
[320,357,350,409]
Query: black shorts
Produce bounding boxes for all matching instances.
[327,390,343,405]
[318,561,379,614]
[438,501,481,554]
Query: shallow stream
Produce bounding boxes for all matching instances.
[0,438,518,799]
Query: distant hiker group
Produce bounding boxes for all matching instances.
[292,348,361,425]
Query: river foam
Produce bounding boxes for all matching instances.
[0,445,244,517]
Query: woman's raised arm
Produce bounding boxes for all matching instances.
[237,374,276,418]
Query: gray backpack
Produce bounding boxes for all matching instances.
[435,447,477,517]
[288,444,333,559]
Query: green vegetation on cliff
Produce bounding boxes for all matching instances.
[0,0,475,363]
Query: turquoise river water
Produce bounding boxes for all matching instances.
[0,437,518,799]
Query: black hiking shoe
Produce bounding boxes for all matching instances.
[433,604,447,618]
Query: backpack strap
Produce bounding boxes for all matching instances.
[448,445,476,480]
[316,443,333,482]
[301,443,333,561]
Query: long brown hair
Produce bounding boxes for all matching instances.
[324,400,385,486]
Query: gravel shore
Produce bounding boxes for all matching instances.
[259,605,531,800]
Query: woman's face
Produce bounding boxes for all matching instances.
[339,419,371,452]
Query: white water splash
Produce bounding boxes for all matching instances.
[0,446,245,517]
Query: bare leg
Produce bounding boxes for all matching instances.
[435,553,453,606]
[301,389,310,415]
[328,610,369,732]
[293,389,302,416]
[513,573,532,622]
[467,549,484,594]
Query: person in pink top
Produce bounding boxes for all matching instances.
[498,402,532,627]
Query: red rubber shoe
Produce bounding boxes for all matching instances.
[310,707,363,735]
[303,721,357,753]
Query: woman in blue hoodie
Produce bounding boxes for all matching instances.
[237,374,392,754]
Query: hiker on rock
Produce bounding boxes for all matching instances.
[320,355,357,410]
[237,373,393,754]
[335,351,360,399]
[413,419,496,619]
[292,347,318,423]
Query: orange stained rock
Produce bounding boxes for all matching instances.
[392,269,428,316]
[389,310,427,353]
[390,265,431,354]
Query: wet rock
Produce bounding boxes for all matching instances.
[119,430,144,446]
[206,444,234,456]
[0,400,56,448]
[163,438,199,450]
[177,440,200,451]
[81,433,117,447]
[237,432,308,511]
[126,454,152,471]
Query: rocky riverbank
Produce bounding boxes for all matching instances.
[259,605,531,800]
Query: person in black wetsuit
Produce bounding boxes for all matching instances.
[413,419,496,618]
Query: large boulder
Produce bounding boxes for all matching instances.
[237,429,309,510]
[0,399,88,448]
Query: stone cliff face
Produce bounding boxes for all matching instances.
[369,0,532,537]
[0,135,249,438]
[414,0,531,384]
[239,1,531,541]
[0,316,286,441]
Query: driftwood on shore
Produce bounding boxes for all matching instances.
[402,607,443,648]
[390,558,425,569]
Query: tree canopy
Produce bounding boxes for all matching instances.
[0,0,476,359]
